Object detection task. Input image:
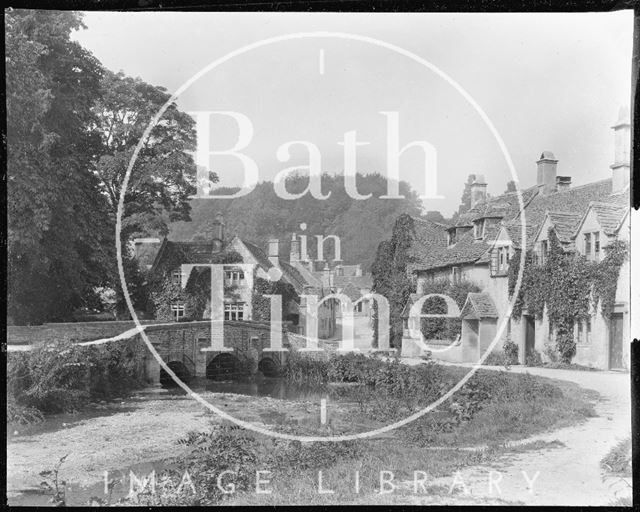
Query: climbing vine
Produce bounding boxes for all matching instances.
[508,229,628,362]
[252,277,299,324]
[147,249,244,322]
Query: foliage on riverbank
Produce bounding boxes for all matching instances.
[7,338,146,424]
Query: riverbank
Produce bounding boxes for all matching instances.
[6,360,608,506]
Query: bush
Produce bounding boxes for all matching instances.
[503,337,519,365]
[525,350,543,367]
[7,338,146,422]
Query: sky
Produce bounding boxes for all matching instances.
[73,11,633,216]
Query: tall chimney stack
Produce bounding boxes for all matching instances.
[536,151,558,195]
[470,174,487,208]
[611,106,630,193]
[267,239,280,266]
[289,234,300,263]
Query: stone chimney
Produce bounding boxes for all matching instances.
[267,239,279,266]
[536,151,558,195]
[611,106,630,193]
[556,176,571,192]
[470,174,487,208]
[212,212,224,243]
[322,263,331,288]
[289,234,300,263]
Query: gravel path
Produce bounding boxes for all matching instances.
[405,362,632,506]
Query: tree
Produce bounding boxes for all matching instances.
[91,70,203,240]
[505,180,517,193]
[7,9,112,324]
[371,214,417,349]
[424,210,445,224]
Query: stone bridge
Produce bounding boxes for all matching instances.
[7,319,309,386]
[140,320,293,385]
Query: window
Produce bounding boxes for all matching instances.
[584,233,592,259]
[171,302,185,321]
[224,303,245,321]
[448,229,457,246]
[451,266,461,283]
[577,320,583,343]
[224,270,245,285]
[540,240,548,266]
[171,268,183,286]
[586,317,591,344]
[594,233,600,262]
[474,220,484,240]
[491,247,510,277]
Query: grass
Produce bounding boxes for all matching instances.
[600,437,632,477]
[118,359,596,506]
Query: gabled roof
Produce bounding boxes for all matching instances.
[460,293,498,319]
[583,202,629,236]
[241,239,275,273]
[532,210,582,247]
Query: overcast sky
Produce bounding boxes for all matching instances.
[73,11,633,216]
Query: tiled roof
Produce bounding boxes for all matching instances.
[589,202,629,235]
[334,274,373,290]
[407,217,449,273]
[510,179,615,250]
[414,178,628,272]
[460,293,498,319]
[241,240,276,273]
[540,211,583,244]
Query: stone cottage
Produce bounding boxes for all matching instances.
[133,214,337,339]
[402,107,630,370]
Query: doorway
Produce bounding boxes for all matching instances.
[609,313,624,370]
[524,315,536,363]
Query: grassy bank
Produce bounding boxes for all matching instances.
[49,352,597,506]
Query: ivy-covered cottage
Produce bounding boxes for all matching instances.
[133,214,337,339]
[402,107,630,370]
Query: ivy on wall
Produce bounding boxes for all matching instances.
[251,277,299,324]
[147,249,244,322]
[419,278,481,340]
[508,229,628,362]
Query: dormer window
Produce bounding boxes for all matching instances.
[448,229,457,246]
[474,219,485,240]
[451,266,461,284]
[171,268,183,286]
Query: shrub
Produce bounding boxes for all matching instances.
[525,350,543,367]
[503,337,519,365]
[7,338,146,421]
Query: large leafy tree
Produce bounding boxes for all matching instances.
[7,10,112,324]
[91,70,200,240]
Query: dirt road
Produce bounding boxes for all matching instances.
[417,363,632,505]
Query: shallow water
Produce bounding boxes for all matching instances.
[7,376,364,506]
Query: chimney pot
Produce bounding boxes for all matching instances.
[556,175,571,192]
